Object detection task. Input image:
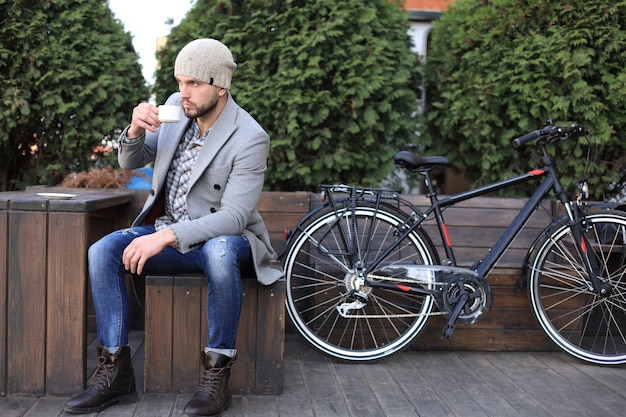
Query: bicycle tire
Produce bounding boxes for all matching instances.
[528,210,626,365]
[284,202,439,361]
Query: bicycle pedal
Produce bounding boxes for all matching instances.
[441,323,455,340]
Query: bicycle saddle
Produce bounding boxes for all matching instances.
[394,150,451,171]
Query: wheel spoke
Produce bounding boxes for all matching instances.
[284,204,437,361]
[529,211,626,365]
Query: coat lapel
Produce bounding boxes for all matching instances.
[154,117,191,192]
[188,94,238,187]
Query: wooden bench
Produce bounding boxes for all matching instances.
[142,192,310,395]
[140,192,563,367]
[144,273,285,395]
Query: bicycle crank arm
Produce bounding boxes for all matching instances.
[441,291,469,340]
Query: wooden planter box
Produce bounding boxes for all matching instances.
[0,188,566,399]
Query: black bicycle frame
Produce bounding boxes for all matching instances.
[362,168,555,281]
[361,153,611,296]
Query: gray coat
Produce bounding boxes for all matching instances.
[118,92,282,285]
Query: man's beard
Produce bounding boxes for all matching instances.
[182,95,219,119]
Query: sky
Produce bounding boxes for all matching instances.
[108,0,194,84]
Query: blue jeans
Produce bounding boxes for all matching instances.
[88,225,252,352]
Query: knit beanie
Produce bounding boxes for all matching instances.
[174,38,237,89]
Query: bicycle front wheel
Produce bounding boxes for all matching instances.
[284,202,439,361]
[528,210,626,365]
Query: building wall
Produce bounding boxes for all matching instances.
[403,0,452,57]
[404,0,453,11]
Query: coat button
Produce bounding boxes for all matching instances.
[150,189,155,195]
[210,207,217,213]
[214,184,221,190]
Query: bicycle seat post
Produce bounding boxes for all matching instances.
[421,169,441,206]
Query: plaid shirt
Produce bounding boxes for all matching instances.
[155,120,207,231]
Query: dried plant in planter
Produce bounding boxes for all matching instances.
[60,166,129,189]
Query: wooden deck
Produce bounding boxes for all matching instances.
[1,331,625,417]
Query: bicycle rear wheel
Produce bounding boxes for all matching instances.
[528,210,626,365]
[284,202,439,361]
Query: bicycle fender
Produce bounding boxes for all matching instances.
[276,196,416,261]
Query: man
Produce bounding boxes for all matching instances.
[64,38,282,416]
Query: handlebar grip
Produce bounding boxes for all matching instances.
[512,129,542,149]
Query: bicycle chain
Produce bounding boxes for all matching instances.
[367,272,433,285]
[338,273,445,319]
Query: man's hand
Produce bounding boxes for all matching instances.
[126,102,161,138]
[122,227,177,275]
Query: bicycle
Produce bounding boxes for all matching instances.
[280,120,626,365]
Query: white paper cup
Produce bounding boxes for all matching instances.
[158,105,181,123]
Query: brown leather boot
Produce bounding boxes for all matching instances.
[64,346,137,414]
[183,351,236,417]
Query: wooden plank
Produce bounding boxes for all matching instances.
[241,396,279,417]
[255,280,285,394]
[297,352,352,417]
[277,339,315,417]
[7,211,47,396]
[129,329,145,396]
[427,351,517,416]
[332,362,387,417]
[40,189,133,213]
[257,192,310,258]
[87,210,134,334]
[427,225,545,250]
[45,212,89,395]
[145,274,285,395]
[230,279,257,395]
[11,396,68,417]
[405,195,553,236]
[460,351,550,415]
[412,328,554,351]
[0,209,6,396]
[133,393,178,417]
[256,191,310,213]
[488,351,589,415]
[382,350,459,417]
[262,212,306,231]
[200,282,208,382]
[424,307,541,332]
[0,396,39,417]
[144,275,173,393]
[357,361,419,417]
[171,276,202,393]
[404,194,550,210]
[435,207,551,228]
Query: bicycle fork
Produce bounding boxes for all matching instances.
[567,207,612,297]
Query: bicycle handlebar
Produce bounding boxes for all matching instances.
[511,122,587,149]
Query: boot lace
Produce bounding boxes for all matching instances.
[89,356,114,389]
[195,366,228,399]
